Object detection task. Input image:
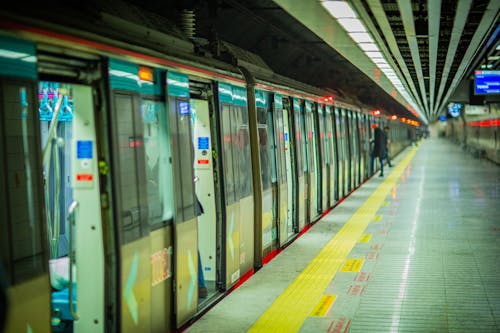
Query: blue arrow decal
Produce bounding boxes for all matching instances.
[124,251,139,325]
[186,250,196,308]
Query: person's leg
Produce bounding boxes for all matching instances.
[379,156,384,176]
[385,150,392,167]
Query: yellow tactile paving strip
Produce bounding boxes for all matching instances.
[248,146,418,333]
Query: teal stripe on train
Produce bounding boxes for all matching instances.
[274,93,283,110]
[109,58,162,95]
[255,90,270,109]
[218,82,233,104]
[232,85,247,106]
[0,35,37,79]
[167,71,189,98]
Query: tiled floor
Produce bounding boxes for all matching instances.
[187,138,500,333]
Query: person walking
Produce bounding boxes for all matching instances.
[383,126,393,167]
[370,123,387,177]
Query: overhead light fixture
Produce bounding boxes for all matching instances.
[358,43,378,52]
[321,1,357,19]
[337,18,366,32]
[321,0,426,123]
[488,55,500,61]
[365,51,384,59]
[348,32,373,43]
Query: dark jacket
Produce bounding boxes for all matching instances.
[372,127,387,158]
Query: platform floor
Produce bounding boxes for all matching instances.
[187,138,500,333]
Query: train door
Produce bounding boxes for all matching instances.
[317,104,328,212]
[255,90,278,259]
[351,111,361,188]
[358,113,368,181]
[281,97,296,241]
[109,61,175,331]
[304,101,318,221]
[335,108,347,199]
[292,98,306,230]
[1,35,51,333]
[325,106,336,206]
[165,71,200,327]
[217,83,254,288]
[341,109,350,194]
[39,81,105,333]
[190,91,219,304]
[34,45,108,333]
[346,110,354,191]
[274,94,293,245]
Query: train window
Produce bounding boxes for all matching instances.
[113,92,148,242]
[140,99,174,225]
[169,97,196,221]
[234,105,252,198]
[294,105,305,175]
[257,106,273,190]
[1,79,46,284]
[318,108,327,167]
[266,111,278,185]
[274,109,287,185]
[220,103,236,204]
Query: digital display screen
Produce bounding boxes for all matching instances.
[447,103,463,118]
[475,70,500,95]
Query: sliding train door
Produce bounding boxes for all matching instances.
[1,35,51,333]
[317,104,328,212]
[190,92,219,304]
[334,108,345,198]
[217,82,254,288]
[109,60,179,332]
[280,96,296,243]
[292,98,306,230]
[304,101,319,221]
[325,106,336,206]
[255,90,278,257]
[37,46,108,333]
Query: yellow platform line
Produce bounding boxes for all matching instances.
[248,146,418,333]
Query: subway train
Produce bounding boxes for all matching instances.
[0,10,417,333]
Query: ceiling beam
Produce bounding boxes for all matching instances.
[352,0,426,118]
[436,0,500,117]
[434,0,472,119]
[397,0,430,117]
[427,0,441,117]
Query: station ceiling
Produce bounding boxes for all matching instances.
[3,1,498,123]
[131,0,499,123]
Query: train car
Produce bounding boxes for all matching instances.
[0,8,417,333]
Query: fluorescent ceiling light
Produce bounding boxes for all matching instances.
[488,55,500,61]
[349,32,373,43]
[322,1,357,19]
[365,51,384,59]
[377,63,391,69]
[358,43,379,52]
[338,18,366,32]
